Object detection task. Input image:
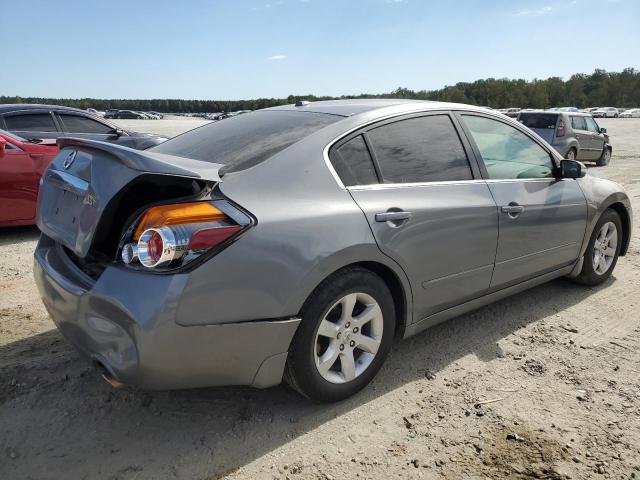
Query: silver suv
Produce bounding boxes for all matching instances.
[517,111,612,166]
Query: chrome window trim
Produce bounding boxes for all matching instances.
[346,177,559,191]
[322,107,530,190]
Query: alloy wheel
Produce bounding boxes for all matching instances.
[592,221,617,275]
[314,292,384,384]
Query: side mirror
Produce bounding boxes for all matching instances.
[560,159,586,179]
[0,138,6,156]
[599,127,607,134]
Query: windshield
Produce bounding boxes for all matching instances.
[518,113,558,129]
[151,110,341,173]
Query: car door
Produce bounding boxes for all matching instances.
[2,110,60,141]
[458,112,588,289]
[584,116,605,157]
[329,112,499,322]
[56,112,119,143]
[569,115,595,160]
[0,140,40,223]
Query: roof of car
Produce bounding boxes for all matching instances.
[0,104,85,114]
[518,110,593,117]
[265,99,489,117]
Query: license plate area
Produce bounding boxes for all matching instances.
[39,170,90,254]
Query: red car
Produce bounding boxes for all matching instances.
[0,130,59,226]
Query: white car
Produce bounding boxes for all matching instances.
[592,107,619,118]
[620,108,640,118]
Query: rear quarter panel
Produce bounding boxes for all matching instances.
[174,125,413,328]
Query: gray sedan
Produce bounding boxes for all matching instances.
[34,100,632,402]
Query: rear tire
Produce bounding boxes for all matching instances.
[284,267,395,402]
[596,147,611,167]
[572,209,622,286]
[565,148,577,160]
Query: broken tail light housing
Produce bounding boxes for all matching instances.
[120,200,252,271]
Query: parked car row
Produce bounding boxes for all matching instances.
[104,109,164,119]
[498,106,638,118]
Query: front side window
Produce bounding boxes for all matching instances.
[585,117,600,133]
[330,135,378,186]
[4,113,57,132]
[59,114,114,134]
[366,115,473,183]
[462,115,554,180]
[570,116,587,131]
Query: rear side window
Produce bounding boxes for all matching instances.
[366,115,472,183]
[59,114,113,134]
[151,110,339,173]
[570,116,587,130]
[518,113,558,129]
[4,113,57,132]
[330,135,378,186]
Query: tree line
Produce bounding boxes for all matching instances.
[2,68,638,113]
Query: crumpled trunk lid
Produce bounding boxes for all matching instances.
[37,138,222,258]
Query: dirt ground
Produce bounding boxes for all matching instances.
[1,118,639,480]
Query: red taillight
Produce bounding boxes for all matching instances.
[557,120,565,137]
[188,225,242,251]
[121,200,251,270]
[147,231,164,263]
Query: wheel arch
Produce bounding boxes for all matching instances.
[297,259,412,340]
[607,202,631,256]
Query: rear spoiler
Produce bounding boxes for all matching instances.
[57,138,222,182]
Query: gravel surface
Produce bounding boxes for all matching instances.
[1,118,639,480]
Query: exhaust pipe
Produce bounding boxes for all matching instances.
[94,360,126,389]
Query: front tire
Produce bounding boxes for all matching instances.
[285,267,395,402]
[596,147,611,166]
[572,209,622,286]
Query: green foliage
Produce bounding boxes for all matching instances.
[2,68,638,112]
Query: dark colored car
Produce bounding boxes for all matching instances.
[517,111,612,166]
[34,100,631,402]
[0,104,168,150]
[0,129,59,226]
[113,110,146,119]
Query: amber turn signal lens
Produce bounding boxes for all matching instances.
[133,202,226,240]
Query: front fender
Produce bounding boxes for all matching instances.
[576,175,632,257]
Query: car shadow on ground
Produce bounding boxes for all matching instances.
[0,225,40,247]
[0,275,615,479]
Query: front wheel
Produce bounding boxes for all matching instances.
[572,209,622,286]
[596,148,611,166]
[285,267,395,402]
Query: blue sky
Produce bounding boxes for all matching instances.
[2,0,638,99]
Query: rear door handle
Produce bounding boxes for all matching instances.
[375,211,412,222]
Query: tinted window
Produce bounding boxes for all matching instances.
[366,115,472,183]
[585,117,600,133]
[330,135,378,186]
[4,113,57,132]
[59,114,113,134]
[518,113,558,129]
[570,116,587,130]
[462,115,554,180]
[152,110,339,172]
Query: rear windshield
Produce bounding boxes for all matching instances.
[151,110,340,173]
[518,113,558,129]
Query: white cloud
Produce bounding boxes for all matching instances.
[269,55,287,60]
[515,5,554,16]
